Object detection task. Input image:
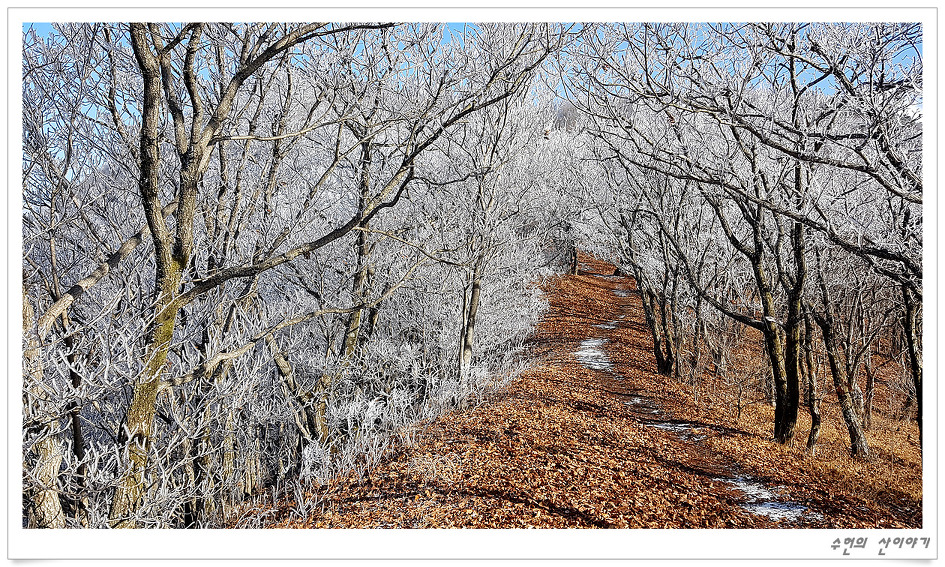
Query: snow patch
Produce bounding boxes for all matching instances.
[646,421,693,433]
[743,501,818,522]
[716,476,824,523]
[644,420,709,441]
[575,338,612,371]
[623,397,658,412]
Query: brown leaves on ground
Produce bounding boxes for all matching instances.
[256,254,921,529]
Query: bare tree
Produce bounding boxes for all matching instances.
[23,21,563,528]
[565,21,921,447]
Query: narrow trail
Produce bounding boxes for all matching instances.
[264,257,909,529]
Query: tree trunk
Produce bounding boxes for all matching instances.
[63,337,87,519]
[459,262,484,387]
[243,424,262,499]
[780,218,807,447]
[23,286,66,529]
[637,288,670,375]
[341,253,370,359]
[622,221,672,376]
[44,238,89,523]
[901,284,922,447]
[109,266,183,527]
[182,403,216,528]
[110,26,190,526]
[363,268,382,343]
[47,306,88,522]
[654,291,677,377]
[802,313,821,453]
[221,409,237,521]
[849,369,865,420]
[686,300,705,386]
[863,351,875,430]
[341,139,374,359]
[314,137,375,445]
[752,257,795,444]
[181,430,197,528]
[267,333,320,445]
[815,313,870,459]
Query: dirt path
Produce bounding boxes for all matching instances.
[261,258,913,529]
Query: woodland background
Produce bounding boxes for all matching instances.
[21,21,922,529]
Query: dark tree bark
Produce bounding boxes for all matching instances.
[802,312,821,453]
[863,351,876,431]
[901,284,922,447]
[814,311,870,459]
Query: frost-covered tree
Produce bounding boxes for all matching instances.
[564,22,921,454]
[22,21,563,528]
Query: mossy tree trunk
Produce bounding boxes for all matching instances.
[109,22,331,525]
[109,26,183,525]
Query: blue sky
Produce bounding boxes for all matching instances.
[23,22,53,35]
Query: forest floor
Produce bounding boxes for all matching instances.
[260,255,922,529]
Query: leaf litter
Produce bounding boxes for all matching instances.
[252,254,921,529]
